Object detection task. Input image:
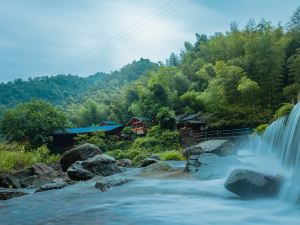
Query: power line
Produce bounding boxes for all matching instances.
[60,0,191,74]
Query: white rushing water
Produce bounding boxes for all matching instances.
[245,102,300,203]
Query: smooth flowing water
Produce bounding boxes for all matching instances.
[0,161,299,225]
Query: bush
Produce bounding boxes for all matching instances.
[254,124,268,135]
[274,103,294,120]
[159,151,185,161]
[0,143,60,172]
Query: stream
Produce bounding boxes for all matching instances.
[0,161,299,225]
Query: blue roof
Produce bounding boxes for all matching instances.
[101,121,118,125]
[54,124,123,135]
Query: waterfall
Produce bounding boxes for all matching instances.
[248,102,300,203]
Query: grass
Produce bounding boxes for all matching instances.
[0,143,60,172]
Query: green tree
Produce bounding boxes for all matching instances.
[1,100,67,147]
[288,6,300,31]
[156,107,177,131]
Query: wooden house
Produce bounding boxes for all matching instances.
[52,123,124,149]
[127,117,150,135]
[176,113,210,134]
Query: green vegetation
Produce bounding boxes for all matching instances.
[254,124,269,135]
[107,126,182,166]
[0,143,59,172]
[274,103,294,120]
[1,100,67,148]
[159,150,185,161]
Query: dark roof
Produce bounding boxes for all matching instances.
[177,112,210,124]
[127,116,150,125]
[54,124,123,135]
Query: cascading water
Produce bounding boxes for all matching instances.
[247,102,300,203]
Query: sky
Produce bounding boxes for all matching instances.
[0,0,299,82]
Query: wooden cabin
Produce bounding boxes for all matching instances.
[127,117,150,135]
[176,113,210,135]
[52,123,124,150]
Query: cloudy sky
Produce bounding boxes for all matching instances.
[0,0,299,82]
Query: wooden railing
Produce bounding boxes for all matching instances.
[191,128,252,142]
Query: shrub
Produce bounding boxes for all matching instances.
[0,143,60,172]
[159,150,185,161]
[274,103,294,120]
[254,124,268,135]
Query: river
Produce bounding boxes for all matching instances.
[0,161,299,225]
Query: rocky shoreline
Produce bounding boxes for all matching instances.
[0,140,284,201]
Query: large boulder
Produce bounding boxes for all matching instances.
[67,154,120,181]
[60,144,102,171]
[224,169,282,199]
[184,139,234,157]
[67,162,94,181]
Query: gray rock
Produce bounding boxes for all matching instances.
[184,155,201,173]
[30,163,56,176]
[183,146,204,158]
[141,162,173,174]
[95,178,133,192]
[184,139,234,157]
[0,189,29,200]
[116,159,132,168]
[60,143,102,171]
[81,154,120,176]
[67,154,120,181]
[67,162,94,181]
[140,158,158,167]
[224,169,282,199]
[36,179,69,192]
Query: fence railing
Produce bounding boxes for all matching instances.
[190,128,252,142]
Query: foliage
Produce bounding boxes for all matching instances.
[1,100,67,147]
[254,124,268,135]
[74,131,107,150]
[274,103,294,120]
[0,143,60,172]
[159,150,185,161]
[156,107,177,130]
[107,127,181,165]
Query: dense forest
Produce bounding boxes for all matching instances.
[1,7,300,130]
[64,7,300,129]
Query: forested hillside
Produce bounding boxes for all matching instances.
[70,8,300,129]
[0,58,158,119]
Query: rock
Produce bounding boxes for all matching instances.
[60,143,102,171]
[183,146,204,158]
[0,174,22,189]
[0,189,29,200]
[141,162,173,174]
[140,158,158,167]
[116,159,132,168]
[30,163,56,176]
[184,153,243,180]
[184,139,234,157]
[81,154,120,176]
[184,155,201,173]
[67,154,120,181]
[95,178,133,192]
[224,169,282,199]
[36,179,69,192]
[67,162,94,181]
